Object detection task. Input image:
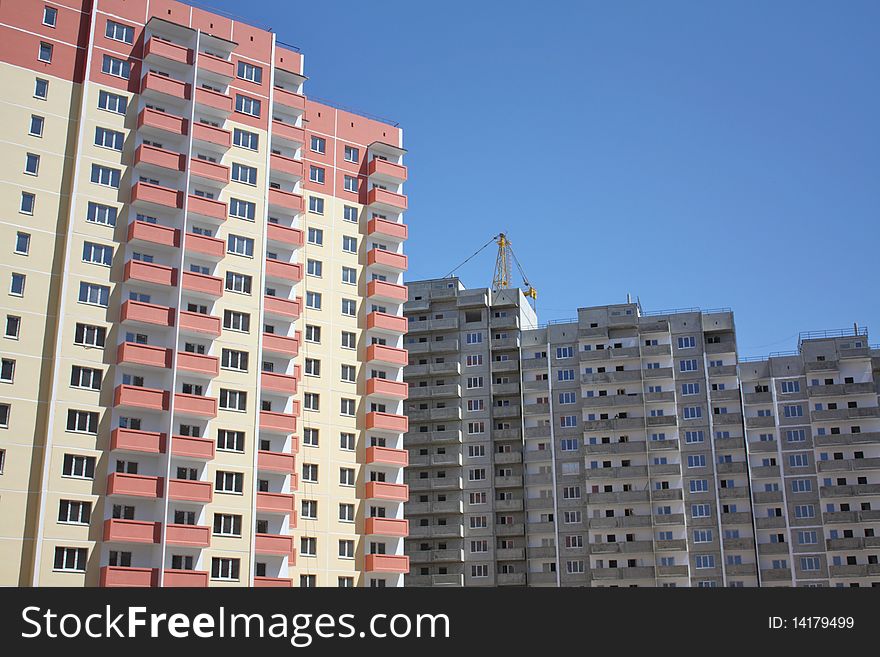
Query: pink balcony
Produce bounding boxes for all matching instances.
[267,223,304,248]
[192,122,231,149]
[272,120,305,145]
[198,53,233,79]
[124,259,178,288]
[254,576,293,587]
[367,311,408,334]
[141,72,191,100]
[367,158,408,183]
[168,479,213,503]
[144,38,193,65]
[171,435,215,460]
[366,378,408,400]
[138,108,187,137]
[274,87,306,112]
[131,182,184,210]
[260,410,297,434]
[256,491,296,515]
[366,411,409,433]
[367,280,408,303]
[367,187,408,212]
[114,385,170,412]
[117,342,172,369]
[367,217,408,242]
[366,344,408,367]
[100,566,157,588]
[174,393,217,418]
[365,517,409,538]
[365,554,409,574]
[165,524,211,548]
[195,87,233,114]
[270,153,304,179]
[120,300,175,328]
[110,428,166,454]
[258,450,295,474]
[134,144,186,173]
[366,446,409,467]
[367,248,408,272]
[261,371,298,395]
[268,188,304,213]
[178,310,221,337]
[264,295,302,320]
[181,271,223,298]
[262,332,300,357]
[189,158,230,186]
[365,481,409,503]
[127,220,180,249]
[163,570,208,587]
[106,472,164,499]
[187,194,227,221]
[103,518,161,544]
[177,351,220,377]
[255,533,295,559]
[265,259,303,282]
[184,232,225,260]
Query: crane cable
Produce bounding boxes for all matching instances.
[442,234,499,279]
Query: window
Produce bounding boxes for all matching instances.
[342,266,356,284]
[98,90,127,114]
[783,404,803,418]
[800,557,820,572]
[24,153,40,176]
[82,242,113,266]
[343,175,358,193]
[213,514,242,537]
[305,325,321,343]
[787,429,806,443]
[341,299,356,316]
[791,479,812,493]
[78,282,109,306]
[90,164,121,188]
[105,20,134,44]
[227,234,254,257]
[232,128,259,151]
[217,430,245,452]
[38,42,53,63]
[54,547,87,572]
[66,409,98,434]
[344,146,359,163]
[302,463,318,483]
[300,537,317,557]
[306,291,322,309]
[102,54,131,79]
[307,228,323,246]
[215,470,244,494]
[340,467,355,486]
[70,366,101,391]
[556,346,574,359]
[304,393,319,411]
[219,389,247,411]
[223,310,250,332]
[43,6,57,27]
[466,332,482,345]
[343,206,358,222]
[74,323,106,347]
[229,198,256,220]
[95,127,124,151]
[237,61,262,83]
[305,358,321,376]
[693,529,713,543]
[310,136,325,153]
[87,202,117,227]
[689,479,709,492]
[797,530,818,545]
[231,163,257,185]
[5,316,22,340]
[303,428,319,447]
[687,454,706,468]
[341,331,355,349]
[341,365,356,382]
[683,406,702,420]
[29,115,44,137]
[679,359,699,372]
[781,380,800,394]
[0,358,14,383]
[695,555,715,569]
[225,272,252,294]
[342,236,357,253]
[20,192,35,215]
[62,454,95,479]
[681,382,700,396]
[235,94,261,117]
[301,500,318,519]
[558,369,575,381]
[340,399,355,416]
[221,349,248,372]
[58,500,91,525]
[677,336,696,349]
[309,165,325,183]
[211,557,240,581]
[34,78,49,99]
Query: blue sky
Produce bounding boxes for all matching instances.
[212,0,879,358]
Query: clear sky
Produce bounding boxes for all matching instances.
[210,0,879,358]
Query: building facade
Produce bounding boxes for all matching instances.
[0,0,409,587]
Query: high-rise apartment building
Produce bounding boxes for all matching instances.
[0,0,409,587]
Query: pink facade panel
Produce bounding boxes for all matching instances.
[367,218,408,242]
[110,428,166,454]
[366,378,409,399]
[134,144,186,172]
[178,310,222,336]
[138,108,188,136]
[184,232,225,259]
[116,341,172,369]
[258,450,296,474]
[261,371,298,395]
[181,271,223,297]
[266,223,304,247]
[171,435,216,460]
[364,517,409,537]
[364,481,409,502]
[365,446,410,467]
[262,332,300,357]
[120,300,175,327]
[131,182,184,209]
[106,473,164,499]
[100,566,157,588]
[173,392,218,418]
[114,384,170,411]
[127,219,181,249]
[366,411,409,433]
[103,519,161,544]
[177,351,220,376]
[165,524,211,548]
[168,479,213,503]
[192,122,231,148]
[366,311,408,334]
[163,570,209,587]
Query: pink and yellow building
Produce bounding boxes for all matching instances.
[0,0,408,587]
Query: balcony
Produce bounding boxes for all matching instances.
[268,188,304,213]
[141,72,191,101]
[367,158,407,184]
[134,144,185,174]
[367,248,408,272]
[367,217,408,242]
[256,491,296,515]
[365,517,409,537]
[365,481,409,502]
[258,450,296,474]
[100,566,157,588]
[366,446,409,467]
[181,271,223,299]
[138,108,187,137]
[116,342,172,369]
[120,300,175,328]
[367,187,408,212]
[264,295,302,320]
[171,435,215,460]
[367,280,408,304]
[131,182,183,210]
[174,392,217,418]
[168,479,213,503]
[178,310,221,337]
[163,570,209,587]
[265,259,303,283]
[106,472,163,498]
[110,428,165,454]
[165,524,211,548]
[366,344,408,367]
[274,87,306,112]
[124,259,177,288]
[272,120,305,146]
[144,38,193,65]
[367,311,407,334]
[177,351,220,377]
[187,194,227,222]
[184,232,225,260]
[270,153,304,180]
[366,378,408,399]
[254,577,293,587]
[260,410,297,434]
[189,158,230,185]
[255,533,296,559]
[127,220,180,250]
[262,332,300,357]
[366,411,408,434]
[103,519,160,544]
[198,53,234,80]
[267,223,304,248]
[195,87,233,115]
[365,554,409,574]
[192,122,231,149]
[114,384,169,412]
[262,371,298,395]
